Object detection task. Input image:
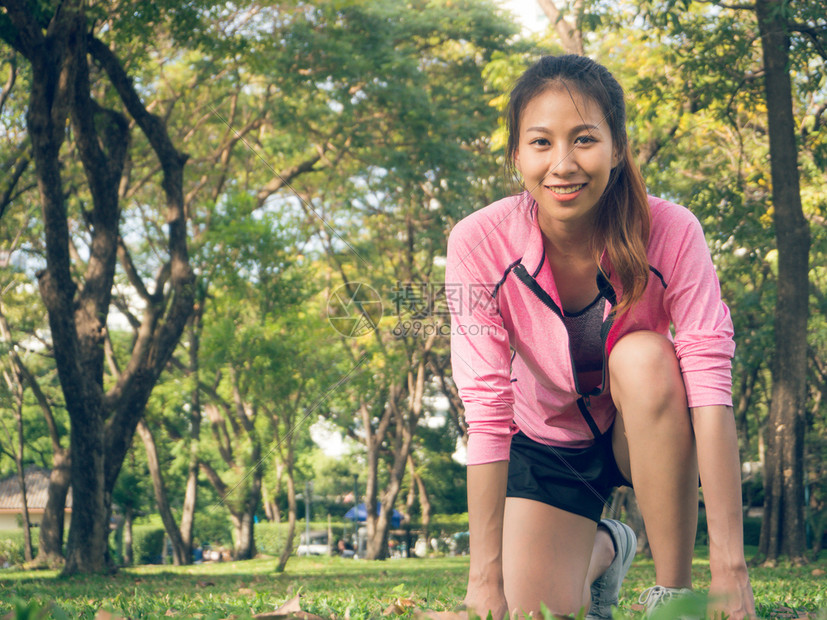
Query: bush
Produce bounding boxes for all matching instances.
[192,510,233,547]
[0,531,38,567]
[413,513,469,538]
[255,522,302,556]
[254,521,349,556]
[131,525,164,565]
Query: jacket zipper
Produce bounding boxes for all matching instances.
[512,262,616,402]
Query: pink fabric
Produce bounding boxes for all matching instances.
[445,193,735,466]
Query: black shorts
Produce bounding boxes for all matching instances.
[506,429,631,523]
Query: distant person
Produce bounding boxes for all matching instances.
[446,54,755,619]
[337,538,355,559]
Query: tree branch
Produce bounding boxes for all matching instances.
[535,0,583,55]
[789,22,827,61]
[0,142,31,223]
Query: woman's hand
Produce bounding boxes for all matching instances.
[463,580,509,620]
[708,564,756,620]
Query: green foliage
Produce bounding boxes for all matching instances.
[0,531,38,567]
[253,522,301,557]
[419,513,469,538]
[192,509,233,548]
[130,526,165,565]
[253,520,349,556]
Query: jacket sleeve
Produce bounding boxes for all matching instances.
[445,223,516,465]
[663,213,736,408]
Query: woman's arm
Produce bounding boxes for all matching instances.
[691,405,756,619]
[464,461,510,620]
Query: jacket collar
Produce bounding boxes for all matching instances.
[518,192,617,310]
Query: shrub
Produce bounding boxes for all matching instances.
[131,525,164,565]
[255,522,302,556]
[0,531,38,567]
[413,513,469,538]
[192,510,233,547]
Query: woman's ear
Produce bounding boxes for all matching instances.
[611,147,622,169]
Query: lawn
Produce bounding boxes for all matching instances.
[0,546,825,619]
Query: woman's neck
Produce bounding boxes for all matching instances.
[538,212,596,263]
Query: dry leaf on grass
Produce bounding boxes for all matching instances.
[811,568,825,577]
[273,595,303,614]
[227,594,326,620]
[238,587,255,595]
[383,598,416,616]
[94,611,126,620]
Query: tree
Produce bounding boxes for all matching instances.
[0,0,197,573]
[753,0,812,562]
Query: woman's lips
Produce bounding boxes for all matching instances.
[545,183,586,200]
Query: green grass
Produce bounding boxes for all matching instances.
[0,546,825,619]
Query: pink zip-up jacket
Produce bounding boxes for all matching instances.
[445,192,735,466]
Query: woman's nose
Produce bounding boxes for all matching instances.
[547,145,579,177]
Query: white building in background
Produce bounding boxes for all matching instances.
[0,467,72,531]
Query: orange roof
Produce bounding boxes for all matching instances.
[0,466,72,511]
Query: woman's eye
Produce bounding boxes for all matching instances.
[574,135,596,145]
[530,138,549,146]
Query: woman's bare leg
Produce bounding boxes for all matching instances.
[503,498,605,617]
[609,331,698,588]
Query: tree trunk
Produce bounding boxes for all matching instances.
[231,509,257,561]
[276,469,297,572]
[136,419,189,565]
[13,441,33,563]
[180,313,203,554]
[414,468,432,543]
[1,306,71,567]
[36,450,71,566]
[123,507,134,566]
[365,401,419,559]
[755,0,810,564]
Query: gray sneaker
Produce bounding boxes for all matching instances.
[585,519,637,619]
[639,585,694,618]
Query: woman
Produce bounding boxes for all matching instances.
[445,55,755,619]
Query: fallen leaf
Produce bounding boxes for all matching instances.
[94,611,125,620]
[274,595,303,614]
[165,610,176,617]
[196,580,216,588]
[238,587,255,595]
[383,598,416,616]
[811,568,825,577]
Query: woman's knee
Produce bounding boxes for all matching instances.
[608,331,687,413]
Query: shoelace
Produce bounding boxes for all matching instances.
[638,585,693,613]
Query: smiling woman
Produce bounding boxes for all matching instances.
[445,54,756,620]
[515,87,618,236]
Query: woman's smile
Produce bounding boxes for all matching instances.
[515,86,618,230]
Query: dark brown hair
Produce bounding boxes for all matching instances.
[505,55,651,316]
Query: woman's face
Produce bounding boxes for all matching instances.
[515,86,618,232]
